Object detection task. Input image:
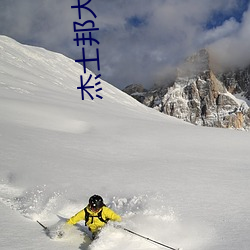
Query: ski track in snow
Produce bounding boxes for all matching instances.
[0,99,91,134]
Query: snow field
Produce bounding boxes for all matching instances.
[1,36,250,250]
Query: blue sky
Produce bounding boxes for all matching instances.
[206,0,249,29]
[0,0,249,89]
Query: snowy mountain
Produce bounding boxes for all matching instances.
[1,36,250,250]
[124,49,250,130]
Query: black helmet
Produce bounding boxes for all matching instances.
[89,195,104,210]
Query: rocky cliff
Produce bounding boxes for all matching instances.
[123,49,250,130]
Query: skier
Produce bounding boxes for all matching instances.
[66,194,122,239]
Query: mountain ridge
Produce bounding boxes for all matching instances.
[123,49,250,130]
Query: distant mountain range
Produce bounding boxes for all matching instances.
[123,49,250,130]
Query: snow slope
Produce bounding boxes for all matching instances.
[0,35,250,250]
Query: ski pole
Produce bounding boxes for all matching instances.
[122,227,180,250]
[37,220,48,231]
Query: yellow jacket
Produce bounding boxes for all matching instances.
[67,206,121,233]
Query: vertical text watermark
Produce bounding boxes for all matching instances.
[71,0,103,100]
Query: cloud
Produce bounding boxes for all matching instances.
[200,18,240,45]
[0,0,249,89]
[209,4,250,68]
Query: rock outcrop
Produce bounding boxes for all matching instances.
[123,49,250,130]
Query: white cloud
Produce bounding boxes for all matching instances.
[0,0,249,88]
[200,17,240,45]
[209,5,250,68]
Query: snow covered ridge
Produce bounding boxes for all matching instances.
[124,49,250,130]
[0,35,155,133]
[0,35,146,108]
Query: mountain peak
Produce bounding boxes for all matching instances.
[177,49,211,78]
[124,48,250,130]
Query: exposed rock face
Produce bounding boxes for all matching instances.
[217,66,250,99]
[123,84,147,103]
[123,49,250,130]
